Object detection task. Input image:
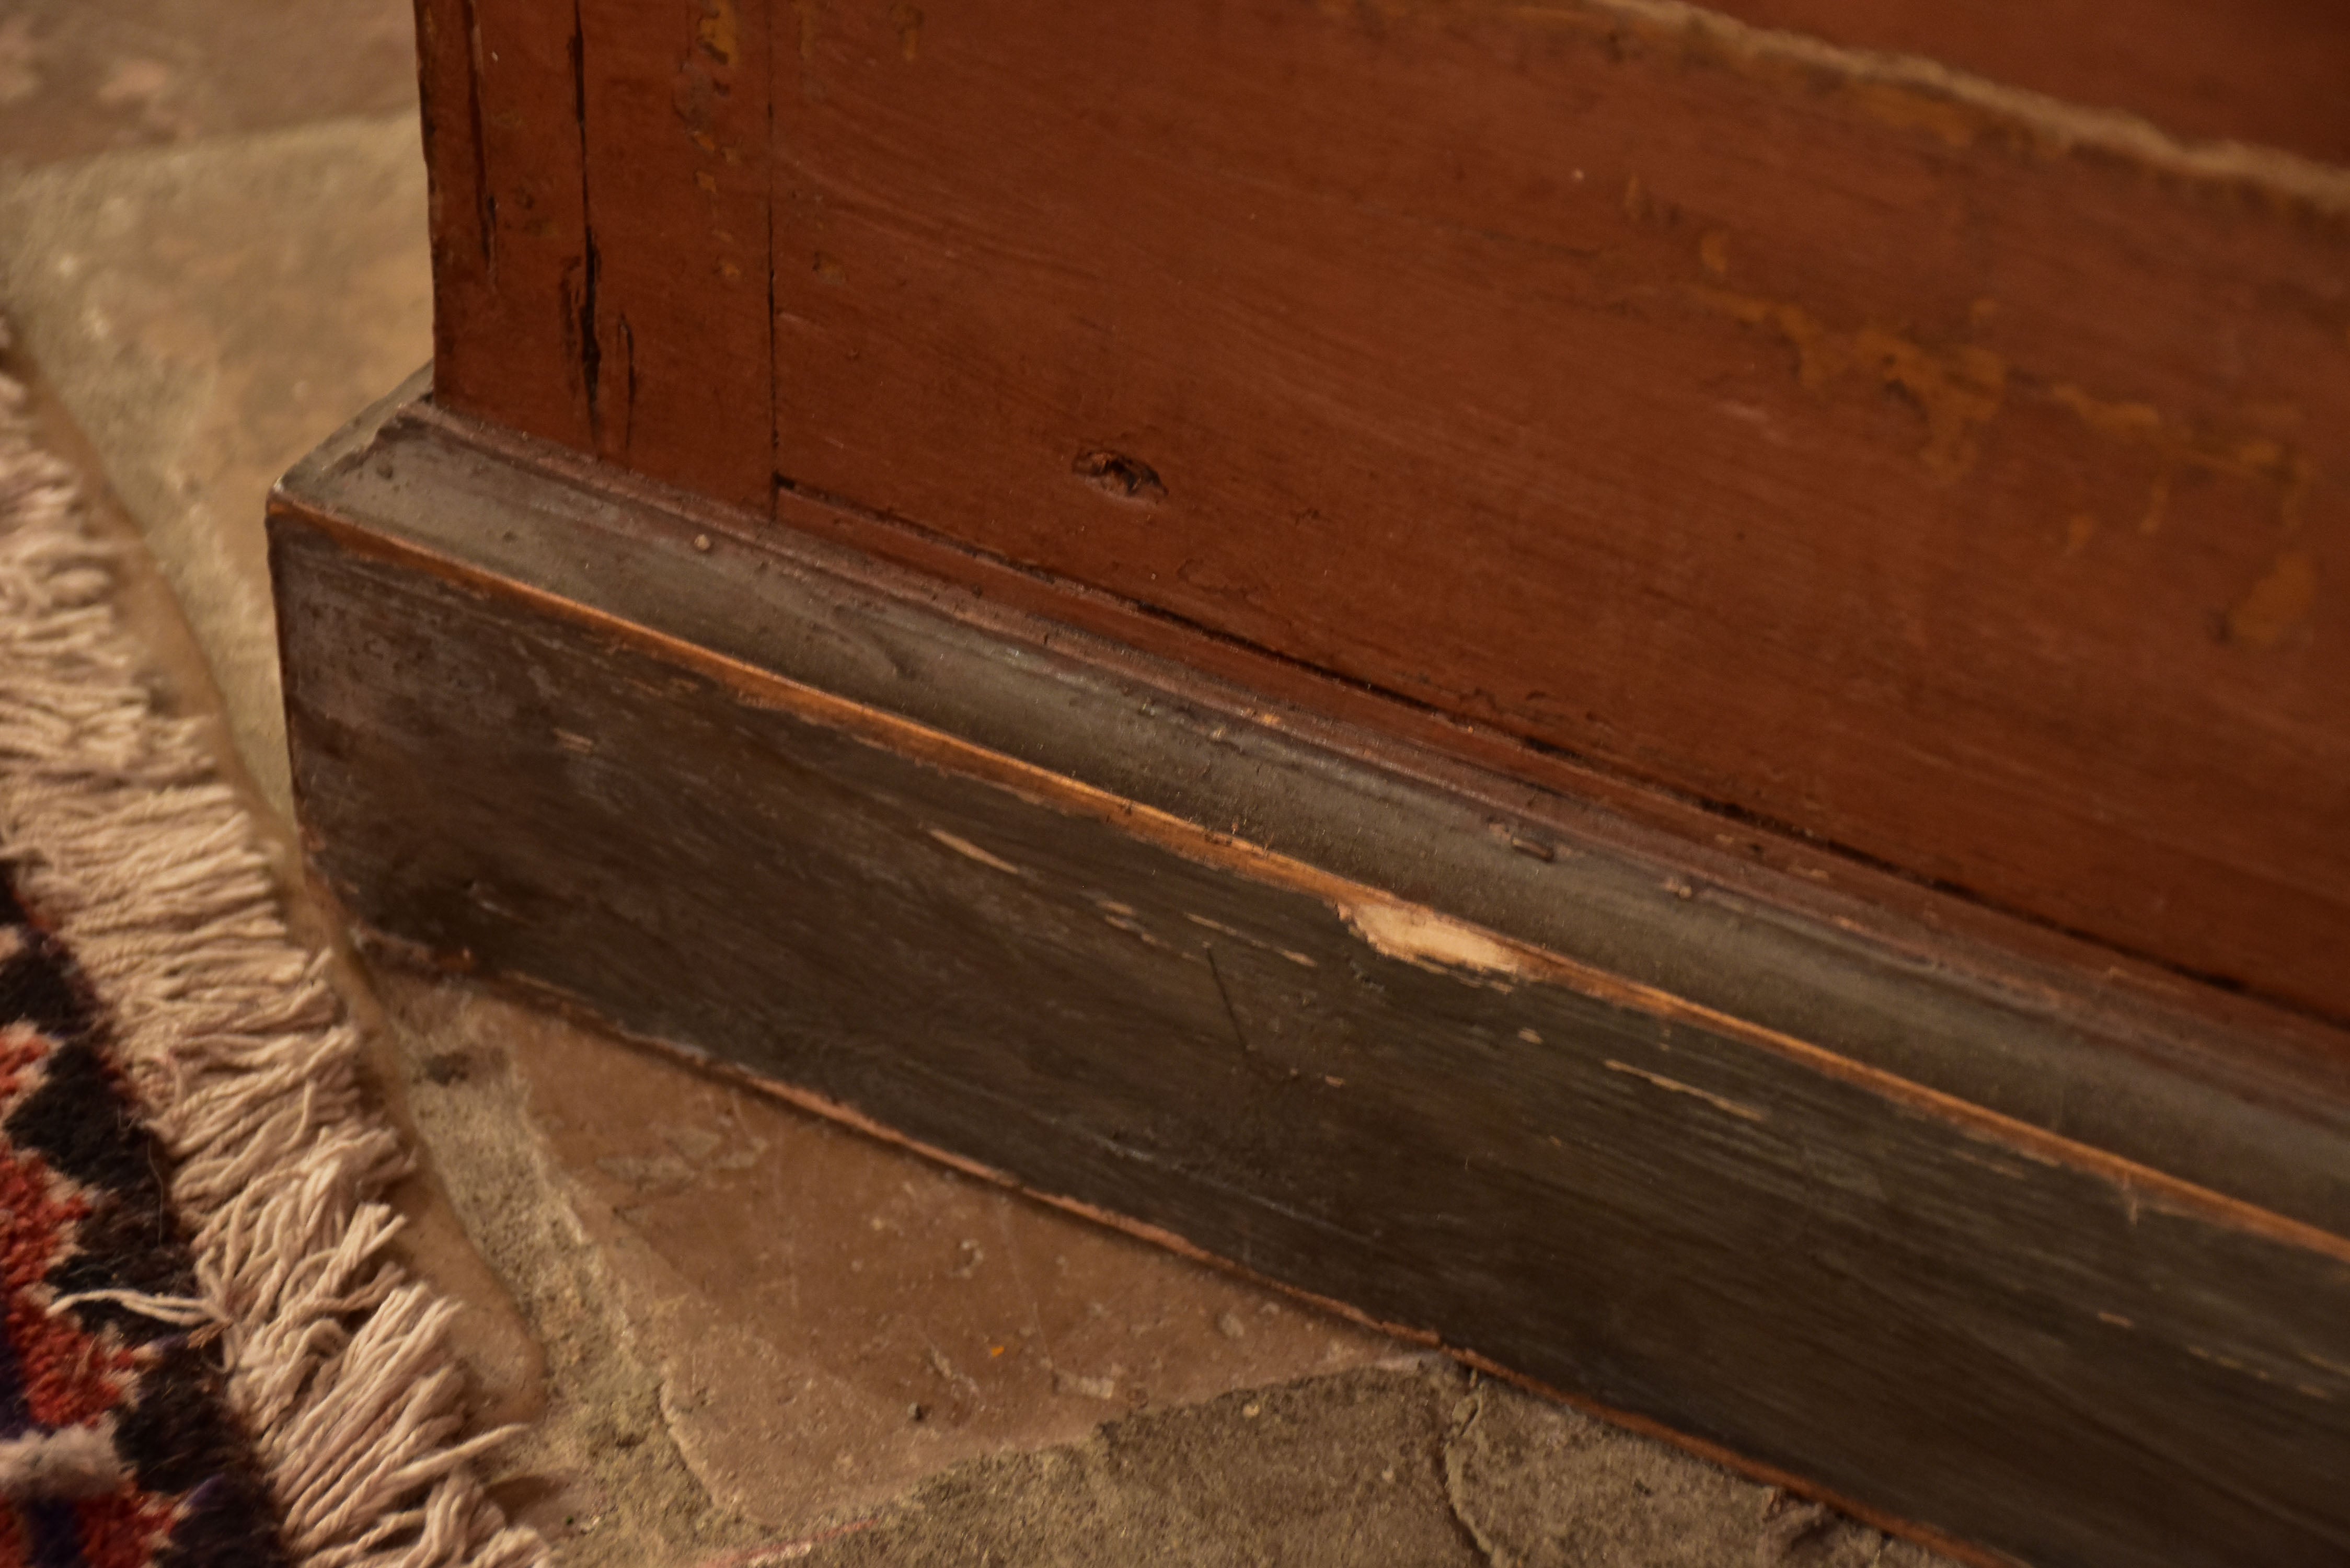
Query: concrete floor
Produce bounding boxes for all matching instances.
[0,7,1952,1564]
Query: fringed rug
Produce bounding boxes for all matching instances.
[0,327,546,1567]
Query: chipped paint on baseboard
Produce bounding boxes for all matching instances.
[928,827,1023,875]
[1343,898,1528,981]
[1188,912,1319,967]
[1604,1059,1770,1124]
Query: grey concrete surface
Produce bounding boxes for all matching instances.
[797,1366,1941,1568]
[0,0,416,171]
[0,10,1962,1564]
[0,114,432,815]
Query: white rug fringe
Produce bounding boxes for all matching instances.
[0,335,547,1568]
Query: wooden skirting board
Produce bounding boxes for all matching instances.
[272,378,2350,1568]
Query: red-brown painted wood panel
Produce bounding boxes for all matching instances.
[421,0,776,508]
[575,0,775,510]
[412,0,2350,1026]
[764,1,2350,1021]
[416,0,592,452]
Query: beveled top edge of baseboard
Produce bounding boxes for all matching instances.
[272,385,2350,1239]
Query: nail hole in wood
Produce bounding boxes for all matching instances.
[1074,449,1167,504]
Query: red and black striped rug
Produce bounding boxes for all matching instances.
[0,327,542,1568]
[0,872,284,1566]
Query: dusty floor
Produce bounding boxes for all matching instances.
[0,6,1953,1564]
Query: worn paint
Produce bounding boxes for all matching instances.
[1185,913,1318,967]
[1343,899,1528,981]
[296,473,2350,1270]
[424,0,2350,1029]
[1104,913,1171,949]
[695,0,738,65]
[2051,383,2314,534]
[277,416,2350,1566]
[928,827,1024,875]
[1692,286,2007,480]
[1604,1060,1770,1124]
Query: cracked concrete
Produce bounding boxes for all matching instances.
[1436,1375,1941,1568]
[1443,1383,1510,1566]
[366,977,757,1565]
[781,1363,1949,1568]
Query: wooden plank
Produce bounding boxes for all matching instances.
[290,378,2350,1248]
[574,0,776,508]
[414,0,593,452]
[762,0,2350,1026]
[410,0,2350,1023]
[421,0,777,505]
[271,391,2350,1568]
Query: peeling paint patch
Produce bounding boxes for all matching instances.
[2051,383,2162,442]
[2051,382,2314,533]
[1104,914,1170,949]
[1344,899,1527,979]
[1187,912,1319,967]
[1691,286,2006,479]
[696,0,740,65]
[928,828,1023,875]
[1603,1059,1769,1124]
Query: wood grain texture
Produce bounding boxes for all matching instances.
[414,0,2350,1028]
[574,0,776,508]
[414,0,590,451]
[272,396,2350,1568]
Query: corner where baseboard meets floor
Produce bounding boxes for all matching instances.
[272,384,2350,1568]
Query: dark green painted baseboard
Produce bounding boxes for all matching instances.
[272,383,2350,1568]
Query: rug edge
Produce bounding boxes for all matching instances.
[0,326,548,1568]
